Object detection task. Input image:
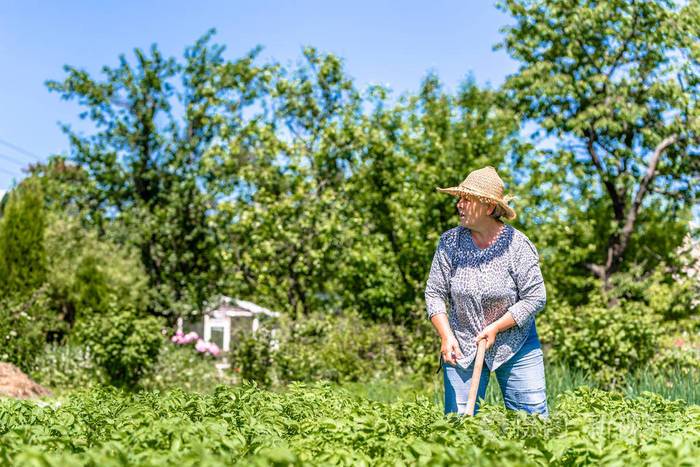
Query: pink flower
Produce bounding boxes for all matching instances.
[191,339,221,356]
[208,343,221,357]
[195,339,208,353]
[182,332,199,344]
[171,330,192,345]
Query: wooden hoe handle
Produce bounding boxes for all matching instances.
[466,338,486,416]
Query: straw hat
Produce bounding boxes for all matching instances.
[436,166,517,221]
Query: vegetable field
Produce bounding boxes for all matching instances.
[1,0,699,466]
[1,382,698,466]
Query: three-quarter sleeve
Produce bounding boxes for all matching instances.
[425,235,451,320]
[508,235,546,328]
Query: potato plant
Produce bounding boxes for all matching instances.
[0,382,698,466]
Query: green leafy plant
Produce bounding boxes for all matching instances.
[71,307,164,387]
[29,343,106,391]
[230,326,275,387]
[540,295,660,386]
[139,341,228,393]
[273,311,400,384]
[0,179,47,299]
[1,382,700,465]
[0,287,54,372]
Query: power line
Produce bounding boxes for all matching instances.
[0,166,22,178]
[0,138,42,162]
[0,152,30,167]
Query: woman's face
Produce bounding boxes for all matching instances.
[456,195,495,227]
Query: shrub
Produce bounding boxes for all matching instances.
[539,295,659,386]
[139,342,227,393]
[387,316,440,377]
[229,312,434,386]
[30,343,106,391]
[0,287,56,372]
[643,269,699,322]
[645,325,700,378]
[43,214,149,329]
[0,179,47,298]
[72,307,164,388]
[230,326,275,387]
[608,262,700,322]
[273,311,399,384]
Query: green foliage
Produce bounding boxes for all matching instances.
[386,316,441,377]
[643,270,700,322]
[273,312,400,385]
[43,213,149,328]
[649,344,700,378]
[539,295,660,386]
[44,29,273,315]
[30,340,227,395]
[605,260,699,321]
[0,179,47,298]
[228,312,406,386]
[230,327,275,387]
[139,342,228,393]
[647,314,700,380]
[498,0,700,289]
[72,308,164,387]
[29,343,106,392]
[45,31,520,324]
[0,287,53,372]
[27,156,97,218]
[1,383,699,465]
[42,21,697,326]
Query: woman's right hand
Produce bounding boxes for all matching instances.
[441,335,464,366]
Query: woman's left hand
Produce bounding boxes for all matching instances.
[475,324,499,350]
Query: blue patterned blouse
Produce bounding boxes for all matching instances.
[424,223,546,372]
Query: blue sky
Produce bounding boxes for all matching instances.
[0,0,518,195]
[2,1,696,223]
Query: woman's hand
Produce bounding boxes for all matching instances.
[475,324,499,350]
[441,334,464,366]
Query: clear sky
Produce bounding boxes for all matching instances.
[0,1,518,192]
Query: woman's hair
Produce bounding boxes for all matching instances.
[490,203,505,220]
[456,196,505,221]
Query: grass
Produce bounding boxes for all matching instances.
[621,365,700,404]
[335,361,700,410]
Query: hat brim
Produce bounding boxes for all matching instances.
[436,186,517,221]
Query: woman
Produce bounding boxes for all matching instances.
[425,166,549,417]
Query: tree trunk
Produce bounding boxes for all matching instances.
[586,134,678,306]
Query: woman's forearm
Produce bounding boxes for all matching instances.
[475,310,518,349]
[492,311,517,333]
[430,312,454,340]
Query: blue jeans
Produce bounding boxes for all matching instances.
[443,322,549,417]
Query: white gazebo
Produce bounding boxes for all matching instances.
[175,295,281,376]
[203,295,280,352]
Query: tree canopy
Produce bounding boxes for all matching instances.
[11,1,695,326]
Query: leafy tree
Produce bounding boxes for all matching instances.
[45,29,274,318]
[27,156,97,222]
[216,50,521,323]
[218,47,367,319]
[0,179,47,297]
[42,213,149,332]
[497,0,700,297]
[339,73,521,323]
